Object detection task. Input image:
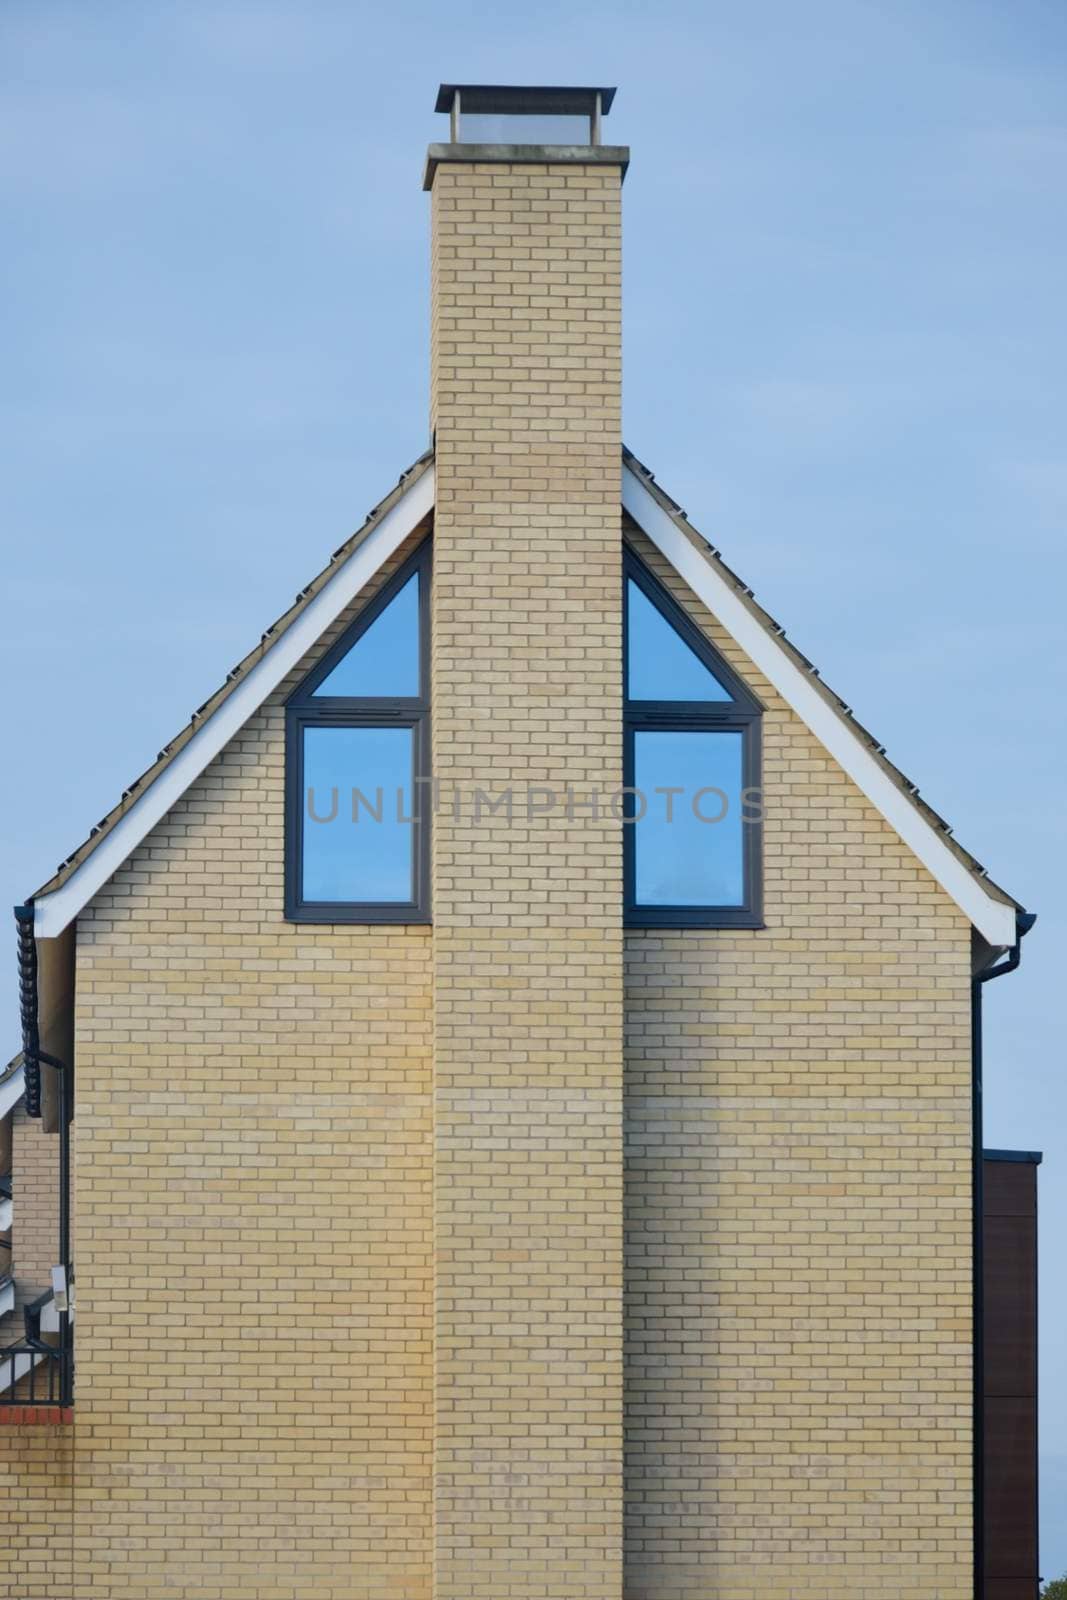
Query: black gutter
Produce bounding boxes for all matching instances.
[973,908,1037,1600]
[15,906,47,1118]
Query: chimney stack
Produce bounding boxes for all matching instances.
[426,87,629,1600]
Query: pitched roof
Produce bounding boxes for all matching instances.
[622,448,1020,947]
[26,444,1022,948]
[30,451,434,938]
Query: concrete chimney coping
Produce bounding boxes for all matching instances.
[423,143,630,191]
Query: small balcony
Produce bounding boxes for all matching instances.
[0,1287,73,1422]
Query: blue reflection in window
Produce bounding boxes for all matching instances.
[313,574,419,698]
[302,726,414,902]
[627,581,732,702]
[633,730,744,906]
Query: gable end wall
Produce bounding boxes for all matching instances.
[624,520,974,1598]
[0,513,974,1600]
[66,521,433,1600]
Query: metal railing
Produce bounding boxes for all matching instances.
[5,905,75,1414]
[0,1175,11,1257]
[0,1291,73,1409]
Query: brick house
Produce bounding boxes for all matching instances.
[0,85,1041,1600]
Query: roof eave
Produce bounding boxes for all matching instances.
[30,453,435,938]
[622,449,1023,948]
[24,443,1023,951]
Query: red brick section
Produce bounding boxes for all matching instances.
[0,1406,73,1426]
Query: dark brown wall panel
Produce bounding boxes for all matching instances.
[984,1396,1037,1578]
[983,1215,1037,1396]
[982,1154,1039,1600]
[985,1160,1037,1218]
[985,1582,1040,1600]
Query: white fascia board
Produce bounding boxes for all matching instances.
[0,1065,25,1120]
[623,463,1017,948]
[33,464,435,939]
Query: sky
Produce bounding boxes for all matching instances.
[2,0,1065,1574]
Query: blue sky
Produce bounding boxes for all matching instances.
[3,0,1065,1573]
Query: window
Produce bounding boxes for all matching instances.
[285,542,430,922]
[624,550,763,928]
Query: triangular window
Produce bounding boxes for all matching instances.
[624,548,762,929]
[286,541,431,924]
[311,570,420,699]
[627,578,733,701]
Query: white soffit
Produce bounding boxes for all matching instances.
[623,462,1017,948]
[32,464,435,939]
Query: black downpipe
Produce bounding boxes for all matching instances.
[972,909,1036,1599]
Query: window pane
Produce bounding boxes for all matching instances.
[627,580,732,702]
[302,726,414,903]
[633,730,744,906]
[313,573,419,698]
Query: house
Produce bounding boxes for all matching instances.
[0,84,1041,1600]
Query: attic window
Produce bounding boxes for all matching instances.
[284,542,431,923]
[311,572,419,698]
[624,550,763,929]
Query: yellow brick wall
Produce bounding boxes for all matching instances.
[623,520,974,1600]
[0,523,435,1600]
[0,1428,74,1598]
[0,510,976,1600]
[430,158,626,1600]
[10,1104,60,1319]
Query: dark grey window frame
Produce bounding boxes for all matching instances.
[284,539,432,924]
[623,547,764,929]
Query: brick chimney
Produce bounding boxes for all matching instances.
[425,86,629,1599]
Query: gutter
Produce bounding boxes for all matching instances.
[972,908,1037,1599]
[15,905,49,1117]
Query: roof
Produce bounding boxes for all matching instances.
[26,445,1022,948]
[622,447,1021,946]
[30,451,434,937]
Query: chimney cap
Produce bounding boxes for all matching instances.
[434,84,616,117]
